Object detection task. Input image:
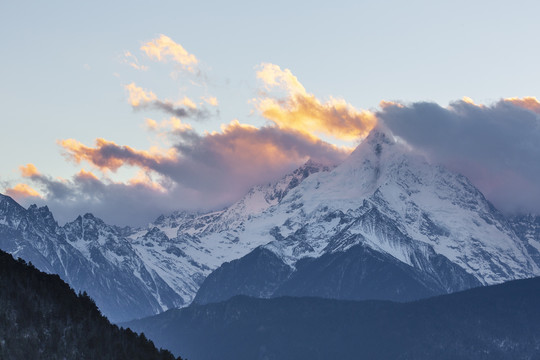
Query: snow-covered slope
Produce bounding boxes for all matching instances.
[509,214,540,268]
[124,160,332,305]
[261,132,537,282]
[193,131,540,304]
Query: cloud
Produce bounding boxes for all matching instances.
[44,118,350,225]
[145,117,192,133]
[59,138,178,173]
[378,97,540,215]
[12,164,74,201]
[504,96,540,114]
[8,169,179,226]
[140,35,198,73]
[254,63,377,141]
[5,60,374,226]
[20,163,40,178]
[181,96,197,109]
[59,120,348,190]
[2,117,349,226]
[125,83,157,107]
[29,48,540,225]
[5,183,41,200]
[125,83,211,120]
[122,51,148,71]
[171,120,349,192]
[127,170,167,192]
[202,96,219,106]
[76,169,99,181]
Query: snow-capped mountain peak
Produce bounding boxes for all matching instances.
[222,130,540,285]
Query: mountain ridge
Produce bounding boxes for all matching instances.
[1,130,539,321]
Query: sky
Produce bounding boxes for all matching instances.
[1,1,539,226]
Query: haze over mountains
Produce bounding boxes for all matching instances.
[1,130,539,323]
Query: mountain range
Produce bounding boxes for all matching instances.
[1,129,539,322]
[124,276,540,360]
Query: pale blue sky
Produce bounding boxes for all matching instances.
[1,0,539,225]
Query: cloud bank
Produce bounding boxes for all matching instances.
[379,97,540,215]
[54,120,350,221]
[5,33,538,225]
[6,58,365,225]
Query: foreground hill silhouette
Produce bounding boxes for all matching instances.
[0,249,182,360]
[126,277,540,360]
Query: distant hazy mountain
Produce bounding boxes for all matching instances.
[1,130,539,322]
[0,249,181,360]
[124,277,540,360]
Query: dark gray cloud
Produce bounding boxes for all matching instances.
[168,123,349,193]
[125,83,214,121]
[378,98,540,215]
[16,173,181,226]
[138,100,212,120]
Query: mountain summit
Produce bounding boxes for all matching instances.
[194,129,540,303]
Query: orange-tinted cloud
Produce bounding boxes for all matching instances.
[125,83,211,120]
[141,35,198,72]
[6,56,367,225]
[254,63,377,142]
[257,63,306,95]
[461,96,479,106]
[128,170,166,192]
[122,51,148,71]
[125,83,157,107]
[168,117,192,132]
[172,120,350,193]
[504,96,540,114]
[145,117,192,133]
[6,183,41,199]
[57,118,349,200]
[76,169,99,181]
[3,167,179,226]
[20,163,40,178]
[210,120,318,170]
[59,138,177,173]
[145,118,159,130]
[202,96,219,106]
[180,96,197,109]
[379,100,405,109]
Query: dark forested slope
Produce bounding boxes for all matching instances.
[0,249,182,360]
